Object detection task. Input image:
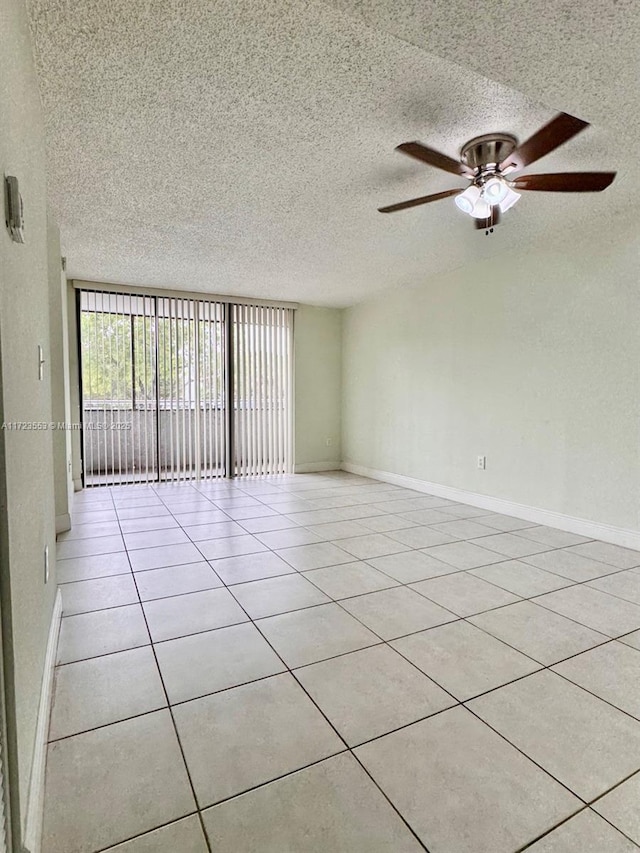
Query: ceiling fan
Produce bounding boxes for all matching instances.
[378,112,616,234]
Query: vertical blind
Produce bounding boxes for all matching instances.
[81,291,146,485]
[155,296,227,482]
[233,303,293,477]
[79,289,293,485]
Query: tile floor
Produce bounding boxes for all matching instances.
[44,472,640,852]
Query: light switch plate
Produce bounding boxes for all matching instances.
[5,175,25,243]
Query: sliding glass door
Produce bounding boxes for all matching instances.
[79,288,293,485]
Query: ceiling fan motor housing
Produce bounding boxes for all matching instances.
[460,133,518,173]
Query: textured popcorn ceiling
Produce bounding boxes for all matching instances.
[27,0,639,306]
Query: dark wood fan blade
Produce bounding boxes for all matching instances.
[397,142,473,177]
[378,188,461,213]
[512,172,616,192]
[500,113,589,173]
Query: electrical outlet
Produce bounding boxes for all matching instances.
[44,545,49,584]
[325,438,332,447]
[477,455,486,470]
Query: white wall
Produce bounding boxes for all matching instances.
[0,0,61,842]
[294,305,342,472]
[342,217,640,532]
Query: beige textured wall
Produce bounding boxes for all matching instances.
[0,0,59,835]
[342,217,640,530]
[294,305,342,472]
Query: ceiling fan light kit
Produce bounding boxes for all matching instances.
[496,184,521,212]
[483,177,509,205]
[378,112,616,235]
[454,184,481,214]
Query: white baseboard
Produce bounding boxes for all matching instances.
[294,461,341,474]
[22,588,62,853]
[341,462,640,551]
[55,514,71,535]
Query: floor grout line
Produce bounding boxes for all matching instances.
[113,505,216,853]
[216,561,434,853]
[90,812,202,853]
